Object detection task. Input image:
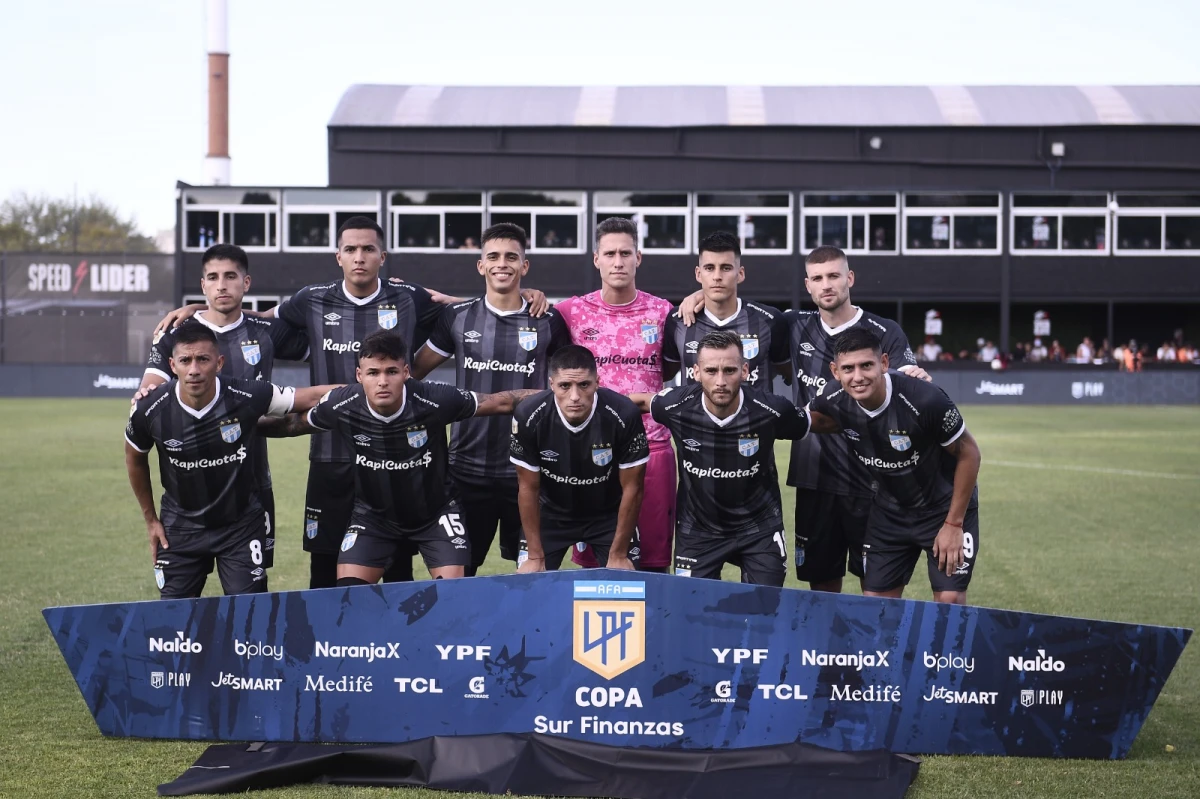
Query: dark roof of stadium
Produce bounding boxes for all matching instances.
[329,85,1200,129]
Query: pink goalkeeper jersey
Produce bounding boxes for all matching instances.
[556,290,674,443]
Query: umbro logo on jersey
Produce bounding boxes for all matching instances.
[540,450,559,461]
[164,439,183,448]
[324,313,341,323]
[464,330,482,342]
[582,328,600,339]
[682,438,701,451]
[353,434,371,445]
[800,343,814,351]
[685,341,699,354]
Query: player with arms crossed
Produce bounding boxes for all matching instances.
[125,325,334,598]
[807,327,981,605]
[510,345,649,572]
[630,330,810,587]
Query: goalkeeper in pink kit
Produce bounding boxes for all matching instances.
[556,217,676,572]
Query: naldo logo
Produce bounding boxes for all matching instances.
[149,631,203,654]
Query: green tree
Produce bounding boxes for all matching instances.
[0,193,159,253]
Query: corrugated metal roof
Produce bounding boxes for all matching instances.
[329,85,1200,128]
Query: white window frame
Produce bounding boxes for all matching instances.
[693,192,793,255]
[283,192,381,253]
[800,193,900,255]
[1112,194,1200,256]
[1009,193,1110,256]
[902,194,1002,255]
[182,191,280,253]
[487,191,588,254]
[593,193,691,254]
[390,191,486,253]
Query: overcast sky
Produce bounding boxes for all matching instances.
[2,0,1198,235]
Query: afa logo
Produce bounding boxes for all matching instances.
[518,328,538,352]
[378,306,398,330]
[592,446,612,467]
[240,341,262,366]
[741,335,760,360]
[572,580,646,680]
[640,322,659,345]
[738,435,760,457]
[219,419,242,443]
[889,430,912,451]
[406,427,428,448]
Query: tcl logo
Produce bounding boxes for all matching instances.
[27,261,150,294]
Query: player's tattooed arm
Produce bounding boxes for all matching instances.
[257,413,316,438]
[627,393,655,413]
[290,384,343,414]
[934,429,982,577]
[125,442,167,565]
[805,407,842,434]
[514,465,546,573]
[474,389,540,416]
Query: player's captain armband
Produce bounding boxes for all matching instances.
[267,385,297,417]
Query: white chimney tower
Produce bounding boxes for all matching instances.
[204,0,231,185]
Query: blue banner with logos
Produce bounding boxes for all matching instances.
[44,570,1189,758]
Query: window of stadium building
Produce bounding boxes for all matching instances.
[1010,193,1110,255]
[390,191,485,252]
[283,190,380,251]
[694,192,792,254]
[801,193,899,254]
[487,191,587,253]
[594,192,690,253]
[902,193,1001,254]
[183,189,279,251]
[1113,194,1200,254]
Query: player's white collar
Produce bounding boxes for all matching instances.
[366,384,407,422]
[342,279,382,306]
[194,310,245,333]
[555,393,598,433]
[857,373,892,418]
[484,296,528,317]
[703,298,743,326]
[702,388,744,427]
[821,306,864,337]
[175,377,223,419]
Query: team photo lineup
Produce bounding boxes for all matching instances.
[127,214,982,602]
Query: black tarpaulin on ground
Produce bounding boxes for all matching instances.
[158,732,920,798]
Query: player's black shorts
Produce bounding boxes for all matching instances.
[673,528,787,588]
[455,474,522,567]
[861,502,980,594]
[337,502,471,572]
[793,488,872,583]
[522,514,641,570]
[258,485,276,569]
[302,461,355,555]
[154,506,268,599]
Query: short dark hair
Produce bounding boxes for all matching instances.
[481,222,528,253]
[201,243,249,273]
[697,330,743,360]
[358,330,409,363]
[171,323,219,353]
[336,215,385,248]
[595,217,639,248]
[832,326,883,359]
[806,245,847,267]
[548,344,598,375]
[698,230,741,259]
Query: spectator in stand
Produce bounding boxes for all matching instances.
[920,335,943,362]
[1112,341,1126,369]
[1076,336,1094,363]
[978,340,999,363]
[957,349,971,361]
[1157,341,1177,362]
[1177,343,1195,364]
[1012,342,1027,361]
[938,351,956,362]
[1048,340,1066,362]
[1028,339,1048,362]
[1122,341,1138,372]
[1099,338,1111,362]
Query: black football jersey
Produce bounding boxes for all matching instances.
[307,379,478,532]
[651,383,809,537]
[662,299,789,388]
[783,307,917,497]
[809,370,969,512]
[276,277,441,463]
[509,387,649,532]
[125,378,294,532]
[424,297,571,480]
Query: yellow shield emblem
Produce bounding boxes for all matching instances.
[572,581,646,680]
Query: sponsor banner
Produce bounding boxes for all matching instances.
[6,253,174,303]
[45,570,1188,758]
[0,365,315,398]
[928,370,1200,405]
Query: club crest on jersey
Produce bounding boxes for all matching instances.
[592,446,613,466]
[378,306,398,330]
[518,327,538,351]
[889,430,912,451]
[340,532,358,552]
[738,436,760,457]
[154,566,165,590]
[406,427,428,448]
[305,517,319,539]
[640,322,659,345]
[219,419,242,443]
[741,335,760,360]
[240,341,262,366]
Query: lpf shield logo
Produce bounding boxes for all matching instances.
[741,335,760,360]
[640,322,659,345]
[219,419,242,443]
[889,430,912,451]
[305,517,319,540]
[240,341,262,366]
[738,435,760,457]
[1021,689,1035,708]
[518,327,538,352]
[406,427,428,448]
[1071,382,1084,399]
[378,306,398,330]
[592,446,613,467]
[573,580,646,679]
[150,671,165,689]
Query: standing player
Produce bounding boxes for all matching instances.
[783,246,928,594]
[411,223,571,576]
[125,325,334,598]
[630,330,810,587]
[137,243,307,571]
[555,217,675,572]
[265,331,539,584]
[663,231,790,390]
[808,327,981,605]
[510,345,649,572]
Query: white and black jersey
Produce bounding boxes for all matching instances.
[809,370,968,513]
[276,277,441,463]
[662,299,789,388]
[509,388,649,535]
[651,383,809,538]
[125,378,295,533]
[307,380,478,534]
[424,298,571,481]
[784,307,917,497]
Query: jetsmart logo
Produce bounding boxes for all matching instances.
[149,631,204,653]
[94,374,141,390]
[167,446,248,471]
[463,356,536,376]
[976,380,1025,396]
[1009,649,1065,672]
[322,339,361,354]
[314,641,400,662]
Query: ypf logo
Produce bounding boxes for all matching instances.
[572,580,645,679]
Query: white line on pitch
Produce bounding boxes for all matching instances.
[986,460,1200,481]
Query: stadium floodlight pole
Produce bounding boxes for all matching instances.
[204,0,231,185]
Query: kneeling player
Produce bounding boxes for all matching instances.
[808,327,982,604]
[125,325,334,599]
[510,345,649,572]
[274,331,537,584]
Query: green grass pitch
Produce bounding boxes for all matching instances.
[1,400,1197,798]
